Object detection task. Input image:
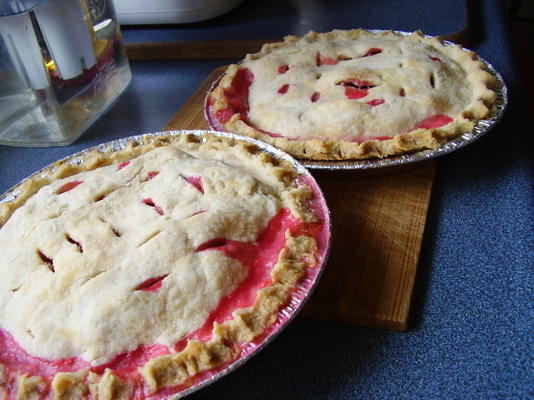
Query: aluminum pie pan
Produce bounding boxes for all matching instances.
[204,30,508,171]
[0,130,331,399]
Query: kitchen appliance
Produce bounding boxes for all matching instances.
[114,0,244,25]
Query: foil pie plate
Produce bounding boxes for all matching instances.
[0,130,331,399]
[204,31,508,172]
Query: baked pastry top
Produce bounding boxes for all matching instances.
[0,133,328,399]
[207,29,497,160]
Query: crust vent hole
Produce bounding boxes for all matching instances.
[37,250,55,272]
[65,234,83,253]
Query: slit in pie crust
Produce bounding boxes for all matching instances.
[0,133,329,399]
[206,29,498,160]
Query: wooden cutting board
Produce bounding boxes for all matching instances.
[164,66,436,331]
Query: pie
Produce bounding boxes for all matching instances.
[206,29,498,160]
[0,132,329,399]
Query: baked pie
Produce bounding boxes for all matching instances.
[206,29,498,160]
[0,132,329,399]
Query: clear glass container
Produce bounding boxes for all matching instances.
[0,0,131,146]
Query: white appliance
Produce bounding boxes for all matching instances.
[114,0,244,25]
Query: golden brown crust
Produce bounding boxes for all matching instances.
[140,233,317,391]
[1,133,313,226]
[210,29,497,160]
[15,375,46,400]
[1,132,322,399]
[92,370,131,400]
[52,370,89,400]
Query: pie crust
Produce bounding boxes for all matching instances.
[207,29,498,160]
[0,133,329,399]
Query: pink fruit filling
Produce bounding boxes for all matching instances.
[362,47,383,57]
[277,64,289,74]
[118,161,130,170]
[56,181,83,194]
[215,68,253,124]
[315,52,338,66]
[178,208,322,346]
[315,53,353,66]
[367,99,385,106]
[338,79,376,100]
[182,176,204,194]
[413,114,453,129]
[146,171,159,181]
[0,205,326,399]
[135,275,168,292]
[142,198,164,216]
[277,84,290,95]
[190,210,207,217]
[345,87,368,99]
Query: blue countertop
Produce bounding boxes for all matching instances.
[0,0,532,399]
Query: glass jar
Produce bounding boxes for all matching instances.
[0,0,131,146]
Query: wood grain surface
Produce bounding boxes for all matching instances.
[126,39,278,61]
[163,67,436,331]
[299,166,435,330]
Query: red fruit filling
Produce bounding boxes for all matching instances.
[142,198,164,216]
[430,56,441,62]
[0,329,92,376]
[195,237,227,251]
[277,64,289,74]
[117,161,130,170]
[182,208,322,345]
[362,47,383,57]
[214,108,235,124]
[311,92,320,102]
[277,84,290,95]
[190,210,207,217]
[0,206,327,399]
[345,87,367,99]
[135,275,168,292]
[399,88,406,97]
[182,176,204,194]
[413,114,453,130]
[338,79,376,100]
[216,68,254,123]
[56,181,83,194]
[146,171,159,181]
[316,52,338,66]
[315,52,355,65]
[351,114,453,142]
[367,99,385,106]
